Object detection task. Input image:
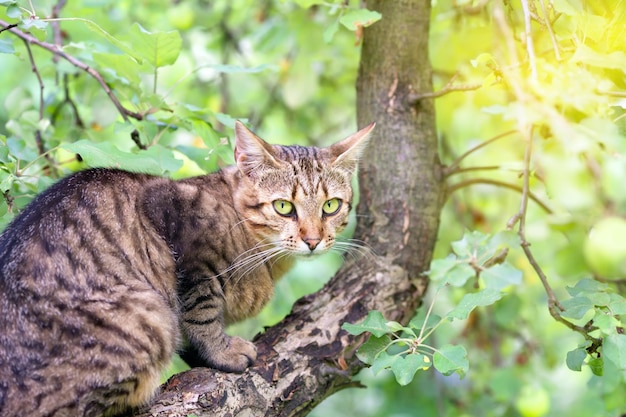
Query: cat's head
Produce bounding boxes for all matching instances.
[233,121,374,257]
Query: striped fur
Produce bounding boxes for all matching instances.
[0,121,374,416]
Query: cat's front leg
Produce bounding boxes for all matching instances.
[180,279,257,373]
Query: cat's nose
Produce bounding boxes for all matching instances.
[303,237,321,251]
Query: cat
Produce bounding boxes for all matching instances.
[0,120,375,417]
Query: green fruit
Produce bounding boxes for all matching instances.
[515,385,550,417]
[583,216,626,279]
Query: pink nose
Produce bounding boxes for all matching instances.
[303,237,321,251]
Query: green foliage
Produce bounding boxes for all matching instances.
[342,231,520,385]
[3,0,626,416]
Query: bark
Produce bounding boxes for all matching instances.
[135,0,442,415]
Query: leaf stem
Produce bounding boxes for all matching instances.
[418,285,441,343]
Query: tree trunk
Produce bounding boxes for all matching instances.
[135,1,442,415]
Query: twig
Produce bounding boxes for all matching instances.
[409,73,482,102]
[537,0,561,61]
[446,177,552,214]
[22,39,47,156]
[445,130,517,176]
[0,19,144,122]
[509,126,601,346]
[51,73,85,128]
[520,0,537,81]
[2,191,14,213]
[448,165,505,175]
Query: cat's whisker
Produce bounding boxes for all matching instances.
[227,216,257,234]
[228,247,286,286]
[215,246,276,281]
[332,238,376,262]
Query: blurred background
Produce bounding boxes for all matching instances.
[1,1,626,416]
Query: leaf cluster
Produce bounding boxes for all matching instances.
[342,231,522,386]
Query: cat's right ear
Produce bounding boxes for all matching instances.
[234,121,283,177]
[328,122,376,173]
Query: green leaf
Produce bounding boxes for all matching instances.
[6,136,38,161]
[490,230,521,249]
[60,18,142,62]
[0,39,13,54]
[385,320,407,333]
[593,312,620,335]
[323,18,340,43]
[356,334,391,365]
[129,23,182,68]
[608,293,626,315]
[603,334,626,371]
[391,353,431,386]
[60,140,174,175]
[409,311,442,334]
[566,347,587,372]
[6,3,20,18]
[342,310,389,337]
[560,296,594,320]
[427,255,475,287]
[339,9,382,30]
[566,278,609,296]
[93,52,143,84]
[433,345,468,377]
[571,44,626,72]
[451,231,489,258]
[141,145,184,174]
[481,263,522,290]
[447,289,503,321]
[369,350,398,375]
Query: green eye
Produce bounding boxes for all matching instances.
[273,200,295,216]
[322,198,341,215]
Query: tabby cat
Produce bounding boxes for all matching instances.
[0,121,374,416]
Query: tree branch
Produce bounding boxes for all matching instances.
[0,19,144,122]
[446,177,552,214]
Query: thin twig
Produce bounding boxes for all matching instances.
[22,39,46,156]
[520,0,537,81]
[446,177,552,214]
[537,0,561,61]
[409,73,482,102]
[0,19,144,122]
[445,130,517,176]
[51,73,85,128]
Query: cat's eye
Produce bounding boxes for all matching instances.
[322,198,342,215]
[273,200,295,216]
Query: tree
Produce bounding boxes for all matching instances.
[3,1,626,416]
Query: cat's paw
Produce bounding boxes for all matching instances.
[209,336,257,373]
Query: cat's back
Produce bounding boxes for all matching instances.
[0,168,179,416]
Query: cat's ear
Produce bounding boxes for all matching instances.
[234,121,283,176]
[328,122,375,173]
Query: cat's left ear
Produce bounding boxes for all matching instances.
[234,121,283,177]
[328,122,376,173]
